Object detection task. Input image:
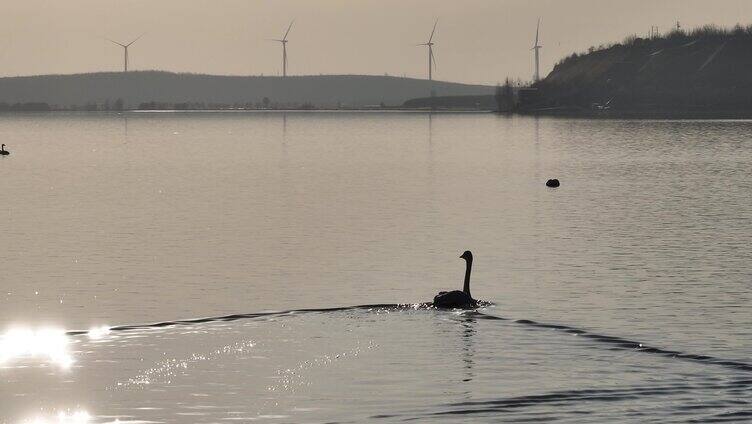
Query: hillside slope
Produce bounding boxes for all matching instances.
[529,27,752,114]
[0,72,494,109]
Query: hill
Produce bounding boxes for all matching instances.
[0,71,494,110]
[521,25,752,116]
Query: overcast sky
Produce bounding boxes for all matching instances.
[1,0,750,84]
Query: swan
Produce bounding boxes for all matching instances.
[433,250,478,309]
[0,144,8,156]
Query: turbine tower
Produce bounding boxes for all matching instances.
[272,21,294,77]
[418,19,438,81]
[532,18,542,82]
[108,34,144,72]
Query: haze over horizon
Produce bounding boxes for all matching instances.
[1,0,751,85]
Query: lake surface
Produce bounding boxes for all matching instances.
[0,112,750,423]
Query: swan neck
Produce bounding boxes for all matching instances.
[463,258,472,296]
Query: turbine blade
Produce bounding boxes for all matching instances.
[428,19,438,43]
[107,38,126,48]
[283,20,294,41]
[126,33,145,47]
[535,18,540,46]
[430,49,437,69]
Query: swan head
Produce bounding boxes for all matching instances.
[460,250,473,261]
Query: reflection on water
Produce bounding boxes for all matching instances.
[114,338,255,389]
[0,328,74,369]
[87,326,111,340]
[459,313,476,384]
[20,410,91,424]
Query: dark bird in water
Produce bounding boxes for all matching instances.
[433,250,478,309]
[546,178,560,187]
[0,144,8,156]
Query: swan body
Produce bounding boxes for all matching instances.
[433,289,476,309]
[0,144,8,156]
[433,250,478,309]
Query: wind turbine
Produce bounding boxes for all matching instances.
[532,19,542,82]
[271,21,294,77]
[108,34,144,72]
[418,19,438,81]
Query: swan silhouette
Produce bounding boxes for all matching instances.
[0,144,8,156]
[433,251,478,309]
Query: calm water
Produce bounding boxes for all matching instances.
[1,112,751,423]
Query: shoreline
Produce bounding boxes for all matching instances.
[517,108,752,120]
[4,108,752,119]
[0,108,497,114]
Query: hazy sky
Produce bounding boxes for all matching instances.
[1,0,751,84]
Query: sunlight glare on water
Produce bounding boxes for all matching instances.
[19,410,91,424]
[86,326,111,341]
[0,328,74,369]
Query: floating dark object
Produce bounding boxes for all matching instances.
[546,179,560,187]
[0,144,9,156]
[433,250,478,309]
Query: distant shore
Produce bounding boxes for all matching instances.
[496,25,752,119]
[7,108,752,118]
[0,71,495,112]
[0,107,495,114]
[518,107,752,119]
